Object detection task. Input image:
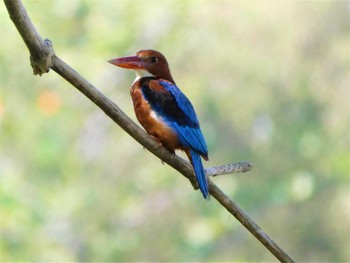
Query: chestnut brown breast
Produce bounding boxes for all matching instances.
[130,82,182,152]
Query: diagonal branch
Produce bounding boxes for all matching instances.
[3,0,295,262]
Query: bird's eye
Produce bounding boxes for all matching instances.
[150,56,158,63]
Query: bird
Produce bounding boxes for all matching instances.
[108,49,210,199]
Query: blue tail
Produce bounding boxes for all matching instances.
[190,149,209,199]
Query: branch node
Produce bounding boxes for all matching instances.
[30,38,55,76]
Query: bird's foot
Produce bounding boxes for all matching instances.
[150,135,163,149]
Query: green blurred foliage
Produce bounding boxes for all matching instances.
[1,0,349,261]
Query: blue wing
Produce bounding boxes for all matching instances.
[141,79,208,158]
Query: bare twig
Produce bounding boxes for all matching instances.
[3,0,295,262]
[206,161,252,177]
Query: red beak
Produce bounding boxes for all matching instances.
[108,55,145,69]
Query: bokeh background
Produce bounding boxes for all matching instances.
[1,0,349,261]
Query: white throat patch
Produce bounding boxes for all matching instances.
[133,70,155,83]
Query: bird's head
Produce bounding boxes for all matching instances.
[108,49,175,84]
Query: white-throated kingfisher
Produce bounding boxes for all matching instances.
[108,50,209,199]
